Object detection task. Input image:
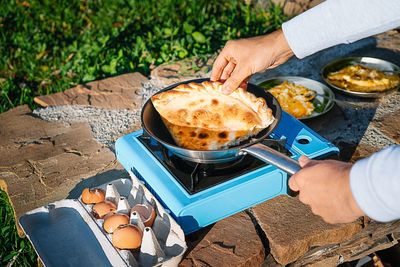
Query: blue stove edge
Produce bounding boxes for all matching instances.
[115,112,339,234]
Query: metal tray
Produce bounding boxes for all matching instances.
[256,76,335,120]
[321,57,400,98]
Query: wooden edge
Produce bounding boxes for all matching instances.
[33,97,49,108]
[0,179,25,237]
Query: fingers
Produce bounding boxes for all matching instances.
[290,156,320,191]
[222,65,250,94]
[211,39,250,93]
[299,155,320,168]
[239,78,249,90]
[220,61,236,80]
[210,53,229,81]
[289,156,310,192]
[288,175,299,192]
[298,156,310,167]
[219,62,249,92]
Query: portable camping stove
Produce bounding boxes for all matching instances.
[116,112,339,234]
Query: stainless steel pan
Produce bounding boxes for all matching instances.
[141,78,301,175]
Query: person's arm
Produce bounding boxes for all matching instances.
[282,0,400,59]
[211,0,400,93]
[350,145,400,222]
[289,146,400,224]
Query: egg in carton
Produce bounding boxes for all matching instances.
[79,177,187,267]
[19,177,187,267]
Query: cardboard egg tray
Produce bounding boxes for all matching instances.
[19,176,187,267]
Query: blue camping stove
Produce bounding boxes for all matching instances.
[116,112,338,234]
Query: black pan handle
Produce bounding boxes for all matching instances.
[240,143,301,175]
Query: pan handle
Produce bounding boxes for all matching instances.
[240,143,301,175]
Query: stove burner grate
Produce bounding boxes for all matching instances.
[138,134,292,195]
[162,148,255,192]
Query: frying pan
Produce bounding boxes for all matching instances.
[141,78,301,175]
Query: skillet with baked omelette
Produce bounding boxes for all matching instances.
[141,78,301,175]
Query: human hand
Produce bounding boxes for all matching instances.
[289,156,364,224]
[210,29,294,94]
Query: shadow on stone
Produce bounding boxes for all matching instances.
[246,209,271,255]
[304,100,378,162]
[185,224,214,252]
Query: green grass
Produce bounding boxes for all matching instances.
[0,190,37,266]
[0,1,287,265]
[0,0,286,113]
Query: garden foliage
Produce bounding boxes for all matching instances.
[0,0,286,113]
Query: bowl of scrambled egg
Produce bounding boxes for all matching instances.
[257,76,335,120]
[321,57,400,98]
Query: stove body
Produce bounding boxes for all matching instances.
[116,112,338,234]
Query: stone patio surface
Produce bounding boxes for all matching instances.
[1,30,400,266]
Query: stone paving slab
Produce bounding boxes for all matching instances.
[251,195,363,265]
[34,73,147,110]
[372,109,400,143]
[293,220,400,266]
[150,56,214,86]
[0,105,121,235]
[181,212,265,267]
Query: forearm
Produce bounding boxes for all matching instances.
[282,0,400,58]
[350,145,400,222]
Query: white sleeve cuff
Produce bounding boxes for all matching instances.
[349,158,385,221]
[350,146,400,222]
[282,0,400,59]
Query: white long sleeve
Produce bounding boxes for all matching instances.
[282,0,400,58]
[350,146,400,222]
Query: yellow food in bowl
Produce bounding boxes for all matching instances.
[268,81,316,118]
[327,64,400,92]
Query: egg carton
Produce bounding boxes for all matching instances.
[19,177,187,267]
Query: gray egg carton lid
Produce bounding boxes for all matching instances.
[19,177,187,267]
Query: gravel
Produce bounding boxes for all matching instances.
[33,79,166,149]
[33,106,140,149]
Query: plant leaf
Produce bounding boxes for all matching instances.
[192,31,206,43]
[183,22,194,34]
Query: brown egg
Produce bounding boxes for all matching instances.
[92,201,117,219]
[131,203,156,227]
[112,225,142,250]
[103,213,129,234]
[81,188,105,204]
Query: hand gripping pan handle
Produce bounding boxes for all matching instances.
[240,143,301,175]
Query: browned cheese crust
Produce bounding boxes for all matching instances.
[327,65,400,92]
[151,81,274,150]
